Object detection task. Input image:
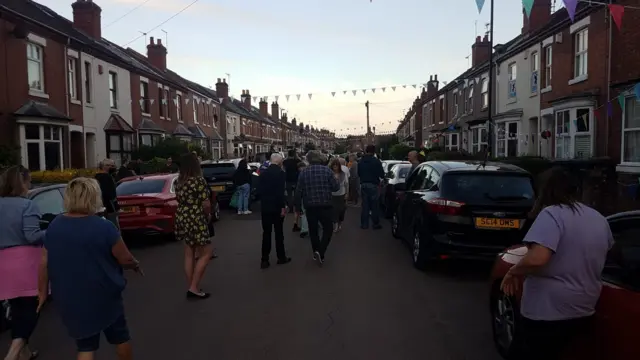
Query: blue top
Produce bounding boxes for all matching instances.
[0,197,45,250]
[296,165,339,208]
[44,215,125,339]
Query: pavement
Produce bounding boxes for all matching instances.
[2,207,502,360]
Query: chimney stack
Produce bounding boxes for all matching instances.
[522,0,551,34]
[271,102,280,121]
[215,78,229,99]
[146,36,167,71]
[259,98,268,117]
[427,74,439,98]
[71,0,102,39]
[471,35,491,68]
[241,89,251,110]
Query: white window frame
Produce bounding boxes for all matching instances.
[108,71,118,110]
[467,87,474,114]
[573,28,588,80]
[67,56,78,101]
[470,125,488,154]
[531,51,539,95]
[176,94,183,122]
[543,46,552,89]
[481,79,488,109]
[553,106,594,159]
[444,133,459,152]
[620,96,640,165]
[140,80,150,115]
[84,61,92,104]
[495,120,520,158]
[19,123,64,171]
[27,42,45,95]
[507,63,517,99]
[193,97,199,124]
[439,96,445,124]
[453,92,459,117]
[555,110,571,159]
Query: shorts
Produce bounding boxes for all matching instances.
[75,314,130,352]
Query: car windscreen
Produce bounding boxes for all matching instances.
[396,166,412,179]
[202,163,236,177]
[385,162,400,172]
[441,173,535,203]
[117,179,166,195]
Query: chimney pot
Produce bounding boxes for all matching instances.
[241,90,245,95]
[476,36,481,43]
[483,34,489,42]
[430,75,433,81]
[434,75,438,81]
[149,36,154,45]
[157,39,162,45]
[223,79,226,83]
[217,78,221,83]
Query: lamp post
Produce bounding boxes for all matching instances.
[486,0,495,157]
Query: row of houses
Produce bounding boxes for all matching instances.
[396,0,640,177]
[0,0,335,171]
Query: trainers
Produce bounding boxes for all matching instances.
[244,210,253,215]
[300,232,308,238]
[292,224,301,232]
[237,211,243,215]
[314,251,323,267]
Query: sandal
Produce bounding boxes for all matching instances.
[186,290,211,300]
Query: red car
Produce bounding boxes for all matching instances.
[116,174,220,239]
[489,210,640,359]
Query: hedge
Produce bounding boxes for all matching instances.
[30,168,99,184]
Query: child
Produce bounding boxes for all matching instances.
[294,162,308,238]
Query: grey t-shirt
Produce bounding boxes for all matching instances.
[520,203,613,321]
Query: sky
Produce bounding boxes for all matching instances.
[40,0,533,136]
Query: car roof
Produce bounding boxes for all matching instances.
[28,183,66,198]
[606,210,640,221]
[425,161,529,175]
[392,163,412,169]
[119,173,177,182]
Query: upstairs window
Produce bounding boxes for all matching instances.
[84,61,92,104]
[508,63,517,99]
[158,87,165,117]
[140,81,150,114]
[453,92,459,117]
[176,94,182,121]
[67,57,78,100]
[27,43,44,92]
[481,79,489,109]
[439,98,445,123]
[467,87,474,113]
[574,29,588,78]
[108,72,118,109]
[544,46,552,88]
[193,98,198,124]
[531,51,539,94]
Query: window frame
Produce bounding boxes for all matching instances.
[193,97,199,124]
[453,92,459,117]
[574,28,588,78]
[621,95,640,165]
[84,61,92,104]
[67,57,78,100]
[21,124,64,171]
[176,94,183,122]
[531,51,539,94]
[158,87,165,118]
[507,63,517,99]
[108,71,118,109]
[26,42,45,92]
[481,79,489,109]
[467,86,474,114]
[543,46,552,88]
[106,132,133,166]
[140,81,150,114]
[470,126,488,154]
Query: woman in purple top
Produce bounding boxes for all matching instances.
[501,167,614,360]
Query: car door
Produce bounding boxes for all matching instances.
[31,188,65,225]
[577,216,640,360]
[399,165,429,240]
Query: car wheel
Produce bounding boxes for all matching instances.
[391,211,401,239]
[412,228,432,270]
[490,282,519,359]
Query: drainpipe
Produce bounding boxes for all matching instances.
[64,37,71,169]
[604,3,612,157]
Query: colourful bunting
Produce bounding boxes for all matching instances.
[331,92,336,97]
[296,94,301,100]
[607,101,613,117]
[563,0,578,22]
[522,0,534,18]
[618,94,626,111]
[352,90,357,96]
[285,95,290,101]
[608,4,624,31]
[475,0,485,13]
[371,88,376,93]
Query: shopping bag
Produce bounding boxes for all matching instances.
[229,190,239,209]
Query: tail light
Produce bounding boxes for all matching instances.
[426,198,465,215]
[145,201,170,215]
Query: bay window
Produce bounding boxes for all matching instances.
[21,124,63,171]
[555,110,572,159]
[622,96,640,164]
[554,107,593,159]
[496,121,519,157]
[470,126,488,154]
[444,133,459,151]
[106,132,133,166]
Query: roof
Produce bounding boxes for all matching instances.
[210,127,224,141]
[173,124,193,136]
[428,161,529,174]
[138,118,164,132]
[188,125,206,138]
[249,106,275,125]
[104,113,135,132]
[13,100,71,121]
[124,50,189,91]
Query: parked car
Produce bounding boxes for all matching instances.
[489,210,640,360]
[248,162,261,173]
[379,163,412,218]
[200,159,259,204]
[116,173,220,239]
[392,161,535,270]
[381,160,406,173]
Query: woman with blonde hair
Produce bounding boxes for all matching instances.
[0,166,44,360]
[174,152,214,299]
[38,177,142,360]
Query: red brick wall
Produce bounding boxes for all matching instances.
[539,9,609,158]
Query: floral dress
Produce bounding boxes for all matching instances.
[174,176,211,247]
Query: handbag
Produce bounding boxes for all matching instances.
[229,190,239,209]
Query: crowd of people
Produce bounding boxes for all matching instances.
[0,145,618,360]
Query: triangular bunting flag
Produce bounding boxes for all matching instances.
[331,92,336,97]
[185,98,190,104]
[635,83,640,100]
[423,83,428,88]
[195,98,200,104]
[362,89,367,94]
[402,85,407,88]
[150,99,155,105]
[562,0,578,22]
[308,94,312,100]
[161,99,167,105]
[475,0,485,13]
[381,87,386,92]
[522,0,535,18]
[392,86,396,91]
[371,88,376,93]
[285,95,290,101]
[475,77,480,84]
[608,4,624,31]
[352,90,357,96]
[296,94,301,100]
[618,94,626,110]
[342,90,347,95]
[173,98,178,105]
[253,96,257,103]
[207,99,211,104]
[607,101,613,117]
[412,85,417,89]
[218,98,224,103]
[464,79,469,87]
[139,99,144,107]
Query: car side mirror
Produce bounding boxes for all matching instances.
[385,171,394,179]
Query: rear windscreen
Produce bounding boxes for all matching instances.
[117,179,166,195]
[202,163,235,177]
[441,174,534,203]
[396,166,411,179]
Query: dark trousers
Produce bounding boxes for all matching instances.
[261,212,286,261]
[7,296,40,341]
[331,195,346,223]
[306,206,333,258]
[285,182,297,212]
[348,179,360,203]
[509,315,593,360]
[360,183,381,228]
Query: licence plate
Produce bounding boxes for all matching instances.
[475,217,520,229]
[120,206,138,213]
[211,185,225,192]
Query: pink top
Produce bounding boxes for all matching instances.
[0,245,43,300]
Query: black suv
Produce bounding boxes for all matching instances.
[201,159,259,203]
[392,161,535,270]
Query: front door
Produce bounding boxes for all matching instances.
[496,121,519,157]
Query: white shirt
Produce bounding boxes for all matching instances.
[341,165,350,179]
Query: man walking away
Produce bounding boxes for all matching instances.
[95,159,120,229]
[348,154,359,205]
[358,145,385,230]
[283,150,301,218]
[407,150,420,174]
[258,153,291,269]
[296,150,339,266]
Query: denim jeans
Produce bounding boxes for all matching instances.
[360,183,380,228]
[237,183,250,212]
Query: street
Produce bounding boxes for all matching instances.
[2,209,501,360]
